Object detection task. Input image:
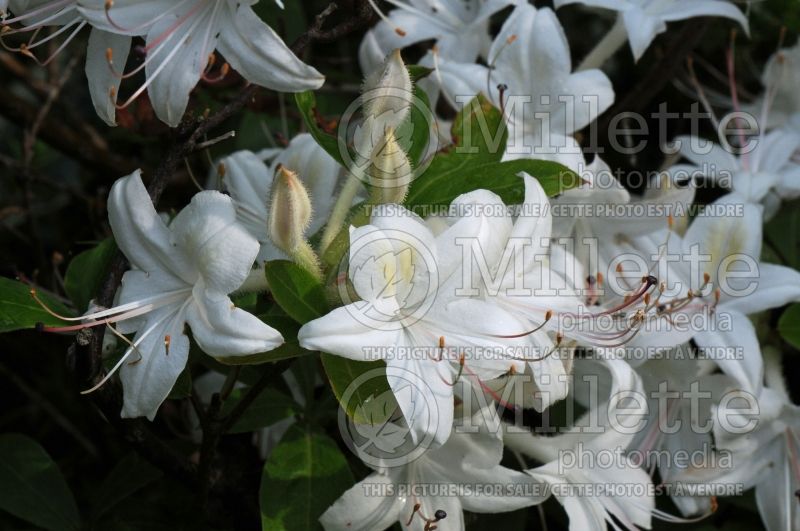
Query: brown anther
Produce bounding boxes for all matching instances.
[714,288,721,304]
[109,86,117,99]
[596,272,604,285]
[555,333,563,345]
[687,289,694,299]
[395,28,407,36]
[406,503,422,526]
[220,63,230,76]
[164,335,171,356]
[586,275,596,285]
[105,47,113,63]
[616,263,623,273]
[439,336,445,349]
[508,365,517,376]
[545,310,553,321]
[217,162,226,177]
[644,293,651,305]
[703,272,711,284]
[667,214,674,229]
[710,496,718,513]
[507,34,517,44]
[207,53,216,67]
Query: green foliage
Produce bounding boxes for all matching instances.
[64,238,117,311]
[0,277,74,333]
[295,91,344,166]
[265,259,330,324]
[259,424,354,531]
[0,433,81,531]
[222,387,298,434]
[778,303,800,350]
[90,453,162,523]
[321,354,394,424]
[405,94,579,208]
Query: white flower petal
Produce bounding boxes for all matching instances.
[217,2,324,92]
[85,30,130,126]
[108,171,194,281]
[319,471,406,531]
[119,304,191,420]
[186,284,283,357]
[298,305,403,360]
[622,7,666,61]
[694,311,762,395]
[170,191,259,294]
[144,4,218,126]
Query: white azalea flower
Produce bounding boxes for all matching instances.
[216,133,342,262]
[0,1,129,124]
[320,407,545,531]
[434,4,614,170]
[681,372,800,531]
[554,0,748,63]
[299,203,532,446]
[41,171,284,419]
[670,126,800,217]
[505,358,657,531]
[358,0,516,74]
[672,193,800,395]
[431,174,582,410]
[78,0,325,126]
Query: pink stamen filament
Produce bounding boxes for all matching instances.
[0,0,73,26]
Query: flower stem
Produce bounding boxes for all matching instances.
[577,16,627,71]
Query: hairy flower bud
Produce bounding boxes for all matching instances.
[268,166,312,253]
[369,129,412,204]
[268,166,321,279]
[361,49,413,132]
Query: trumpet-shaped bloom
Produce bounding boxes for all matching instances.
[505,358,657,531]
[78,0,325,126]
[320,407,546,531]
[554,0,748,61]
[434,4,614,170]
[299,203,533,446]
[44,171,284,419]
[358,0,515,74]
[670,128,800,217]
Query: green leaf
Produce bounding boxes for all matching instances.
[259,424,353,531]
[407,64,434,82]
[405,94,579,209]
[295,91,344,166]
[221,387,298,434]
[0,433,80,531]
[321,354,394,425]
[91,453,162,522]
[64,239,117,311]
[406,158,578,208]
[264,260,329,324]
[778,303,800,350]
[0,277,74,333]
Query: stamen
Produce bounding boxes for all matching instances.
[367,0,406,36]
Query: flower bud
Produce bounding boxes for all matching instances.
[369,129,412,204]
[268,165,312,254]
[361,49,413,131]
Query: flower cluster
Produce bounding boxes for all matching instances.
[7,1,800,530]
